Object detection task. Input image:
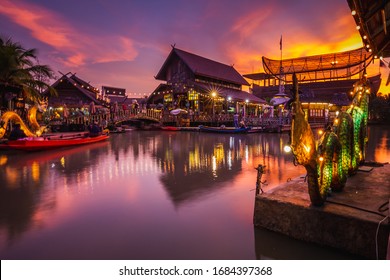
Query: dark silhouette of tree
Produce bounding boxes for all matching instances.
[369,92,390,123]
[0,36,57,104]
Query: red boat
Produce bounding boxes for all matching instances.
[0,134,109,151]
[161,126,181,131]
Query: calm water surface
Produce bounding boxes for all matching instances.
[0,126,389,260]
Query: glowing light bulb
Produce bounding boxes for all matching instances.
[284,145,292,153]
[319,156,324,162]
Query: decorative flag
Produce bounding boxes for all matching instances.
[280,35,282,51]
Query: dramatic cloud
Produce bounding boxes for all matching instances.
[1,0,388,94]
[0,0,138,67]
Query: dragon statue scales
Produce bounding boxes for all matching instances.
[290,73,369,206]
[0,104,47,139]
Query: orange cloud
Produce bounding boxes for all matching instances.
[0,0,138,67]
[231,7,273,43]
[223,6,364,77]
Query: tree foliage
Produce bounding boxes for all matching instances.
[369,93,390,123]
[0,36,57,103]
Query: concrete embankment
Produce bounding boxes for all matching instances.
[253,164,390,259]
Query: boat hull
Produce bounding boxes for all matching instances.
[161,126,181,131]
[1,134,109,151]
[198,125,251,133]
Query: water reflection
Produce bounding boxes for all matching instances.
[0,141,110,244]
[0,126,388,259]
[366,126,390,163]
[109,131,302,206]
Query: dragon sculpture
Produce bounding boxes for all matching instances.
[290,73,370,206]
[0,101,47,139]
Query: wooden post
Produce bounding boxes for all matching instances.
[254,164,266,195]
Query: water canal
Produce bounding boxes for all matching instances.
[0,126,389,259]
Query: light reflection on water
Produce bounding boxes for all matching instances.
[0,126,388,259]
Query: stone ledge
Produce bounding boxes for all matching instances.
[253,164,390,259]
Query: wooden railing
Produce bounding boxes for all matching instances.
[50,108,326,132]
[50,108,163,129]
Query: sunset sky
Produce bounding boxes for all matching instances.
[1,0,389,96]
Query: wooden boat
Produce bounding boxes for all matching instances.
[198,125,251,134]
[0,134,109,151]
[161,126,181,131]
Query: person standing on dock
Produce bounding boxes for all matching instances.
[234,112,239,128]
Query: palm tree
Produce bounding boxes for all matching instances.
[0,36,57,106]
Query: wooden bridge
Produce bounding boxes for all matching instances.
[49,108,162,132]
[50,107,325,132]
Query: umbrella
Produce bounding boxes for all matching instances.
[89,101,96,114]
[170,109,188,115]
[156,103,164,109]
[270,93,291,106]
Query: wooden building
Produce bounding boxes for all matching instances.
[43,73,110,130]
[47,72,108,109]
[244,47,382,123]
[245,47,381,100]
[148,47,266,116]
[347,0,390,58]
[101,85,146,110]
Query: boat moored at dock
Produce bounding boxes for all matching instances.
[198,125,251,133]
[0,134,109,151]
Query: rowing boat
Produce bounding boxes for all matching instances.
[0,134,109,151]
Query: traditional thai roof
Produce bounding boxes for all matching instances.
[347,0,390,57]
[102,86,126,96]
[243,72,273,81]
[155,47,249,86]
[262,47,372,82]
[193,82,266,103]
[226,89,266,103]
[46,72,103,107]
[250,73,381,100]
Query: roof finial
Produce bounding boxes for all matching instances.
[171,43,176,49]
